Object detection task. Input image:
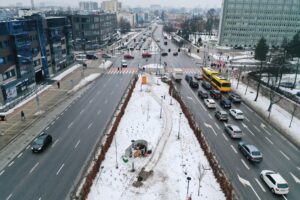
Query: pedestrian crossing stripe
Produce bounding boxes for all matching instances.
[105,68,138,74]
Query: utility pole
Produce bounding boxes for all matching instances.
[178,112,183,139]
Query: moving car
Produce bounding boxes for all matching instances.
[220,99,232,109]
[204,99,216,109]
[229,109,244,120]
[224,124,243,138]
[215,110,228,121]
[198,90,208,99]
[210,90,222,99]
[86,54,98,60]
[202,81,212,90]
[172,68,184,82]
[161,52,168,56]
[75,54,87,61]
[124,54,134,59]
[31,134,52,153]
[142,52,152,58]
[229,93,242,103]
[194,73,203,80]
[121,60,128,68]
[189,78,199,89]
[102,54,111,59]
[185,74,192,82]
[260,170,289,195]
[173,52,178,56]
[238,142,262,162]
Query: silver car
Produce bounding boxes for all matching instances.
[224,124,243,138]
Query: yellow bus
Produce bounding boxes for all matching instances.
[202,67,231,92]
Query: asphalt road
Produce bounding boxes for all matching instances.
[151,25,300,200]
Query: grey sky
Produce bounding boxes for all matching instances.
[0,0,222,8]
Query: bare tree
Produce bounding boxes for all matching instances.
[289,103,299,128]
[267,77,283,119]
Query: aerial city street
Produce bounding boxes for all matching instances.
[0,0,299,200]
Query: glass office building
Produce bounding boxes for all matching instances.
[218,0,300,48]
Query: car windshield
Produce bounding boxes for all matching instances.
[278,184,289,188]
[252,151,261,156]
[237,112,243,115]
[34,138,44,145]
[235,130,242,134]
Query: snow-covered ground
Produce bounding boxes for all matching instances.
[232,79,300,147]
[70,73,100,93]
[52,64,81,81]
[98,61,113,69]
[88,74,225,200]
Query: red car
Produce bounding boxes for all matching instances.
[142,52,152,58]
[124,54,134,59]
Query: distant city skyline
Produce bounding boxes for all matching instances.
[0,0,222,8]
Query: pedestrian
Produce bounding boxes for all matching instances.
[21,110,25,121]
[118,67,120,71]
[57,81,60,89]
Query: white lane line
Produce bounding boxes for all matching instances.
[79,109,85,115]
[231,145,238,154]
[56,163,65,175]
[45,126,49,131]
[6,193,12,200]
[255,178,266,192]
[40,132,44,135]
[244,117,250,122]
[61,112,64,116]
[208,114,213,119]
[57,116,60,120]
[214,123,220,130]
[52,139,59,148]
[68,122,73,129]
[38,197,42,200]
[264,129,271,136]
[222,134,229,141]
[74,140,81,149]
[26,145,30,150]
[104,100,108,104]
[17,152,23,158]
[279,150,290,161]
[244,105,254,112]
[8,161,14,167]
[241,159,250,170]
[290,172,300,183]
[97,109,102,115]
[88,123,93,129]
[89,99,94,104]
[297,167,300,171]
[51,121,55,125]
[253,125,260,132]
[282,195,288,200]
[265,137,274,145]
[189,88,207,110]
[0,170,4,176]
[29,162,39,174]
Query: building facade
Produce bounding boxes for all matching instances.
[70,13,117,50]
[101,0,122,12]
[218,0,300,48]
[79,1,98,11]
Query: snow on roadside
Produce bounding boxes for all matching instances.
[88,74,225,200]
[70,73,100,93]
[99,61,113,69]
[52,64,81,81]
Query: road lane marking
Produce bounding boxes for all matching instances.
[80,109,85,115]
[29,162,39,174]
[279,150,290,160]
[265,137,274,145]
[244,117,250,122]
[222,134,229,141]
[6,194,12,200]
[214,123,220,130]
[61,112,64,116]
[51,121,55,125]
[57,116,60,120]
[242,123,255,136]
[45,126,49,131]
[56,163,65,175]
[208,114,213,119]
[88,123,93,129]
[237,174,261,200]
[255,178,266,192]
[290,172,300,183]
[97,110,102,115]
[204,122,217,136]
[244,105,254,112]
[38,197,41,200]
[74,140,81,149]
[188,88,207,110]
[52,139,59,148]
[282,195,288,200]
[26,145,30,150]
[8,161,14,167]
[68,122,73,129]
[0,170,4,176]
[17,153,23,158]
[231,145,238,154]
[297,167,300,171]
[253,125,260,132]
[241,159,250,170]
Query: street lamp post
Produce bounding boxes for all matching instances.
[159,96,163,119]
[178,112,182,139]
[186,177,191,200]
[131,140,135,172]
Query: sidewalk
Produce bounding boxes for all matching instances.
[0,63,102,152]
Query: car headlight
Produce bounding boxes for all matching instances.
[38,147,42,150]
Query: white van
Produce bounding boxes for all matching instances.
[121,60,128,68]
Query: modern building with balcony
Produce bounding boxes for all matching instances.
[218,0,300,48]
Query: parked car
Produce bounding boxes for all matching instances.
[224,124,243,138]
[220,99,232,109]
[31,134,52,153]
[202,81,212,90]
[204,99,216,109]
[121,60,128,68]
[296,91,300,97]
[173,52,178,56]
[185,74,193,82]
[229,109,244,120]
[215,110,228,121]
[164,41,168,45]
[210,90,222,99]
[102,54,111,59]
[194,73,203,80]
[198,90,208,99]
[161,52,168,56]
[86,54,98,60]
[142,52,152,58]
[260,170,289,195]
[238,142,263,162]
[229,93,242,103]
[189,78,199,89]
[124,54,134,59]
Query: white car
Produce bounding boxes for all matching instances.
[229,109,244,120]
[260,170,289,195]
[204,99,216,109]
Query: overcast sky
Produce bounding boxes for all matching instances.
[0,0,222,8]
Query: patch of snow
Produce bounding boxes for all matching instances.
[70,73,100,93]
[99,61,113,69]
[52,64,81,81]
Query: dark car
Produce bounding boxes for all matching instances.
[161,52,168,56]
[190,78,199,89]
[202,81,212,90]
[173,52,178,56]
[215,110,228,121]
[142,52,152,58]
[238,141,263,162]
[194,73,203,80]
[220,99,232,109]
[185,74,192,82]
[31,134,52,153]
[86,54,98,60]
[229,93,242,103]
[198,90,208,99]
[210,90,222,99]
[102,54,111,59]
[124,54,134,59]
[164,41,168,45]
